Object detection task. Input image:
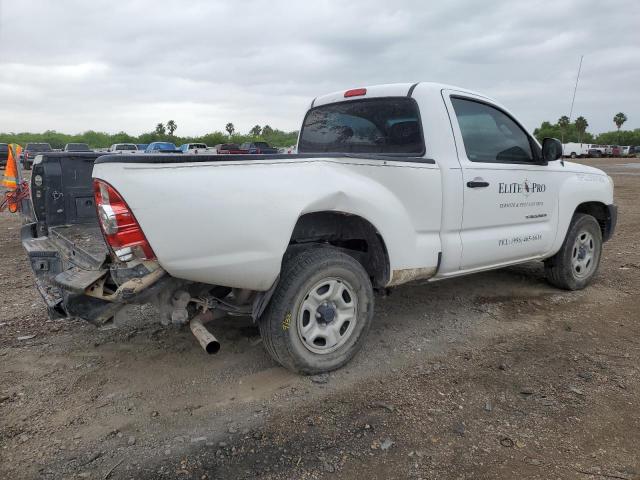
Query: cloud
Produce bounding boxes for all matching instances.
[0,0,637,136]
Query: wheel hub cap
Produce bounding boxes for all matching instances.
[297,278,358,355]
[571,230,595,278]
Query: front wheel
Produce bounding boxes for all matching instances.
[259,246,374,374]
[544,213,602,290]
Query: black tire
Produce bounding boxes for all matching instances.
[544,213,602,290]
[570,152,577,159]
[259,246,374,374]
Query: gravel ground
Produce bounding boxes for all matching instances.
[1,158,639,480]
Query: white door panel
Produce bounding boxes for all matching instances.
[461,164,558,269]
[442,91,562,271]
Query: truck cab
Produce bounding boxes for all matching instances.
[239,142,278,154]
[22,142,53,170]
[178,143,208,154]
[108,143,138,153]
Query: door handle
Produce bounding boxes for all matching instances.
[466,180,490,188]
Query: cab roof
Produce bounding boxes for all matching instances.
[310,82,495,108]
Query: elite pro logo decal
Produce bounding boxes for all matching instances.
[498,179,546,197]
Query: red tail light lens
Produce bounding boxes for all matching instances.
[93,179,155,262]
[344,88,367,98]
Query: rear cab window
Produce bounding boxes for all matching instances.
[298,97,425,155]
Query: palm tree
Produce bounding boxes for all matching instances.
[155,123,166,135]
[614,113,627,143]
[613,112,627,131]
[249,125,262,137]
[225,123,235,137]
[574,116,588,143]
[166,120,177,136]
[558,115,570,142]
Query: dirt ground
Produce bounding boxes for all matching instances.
[1,158,639,480]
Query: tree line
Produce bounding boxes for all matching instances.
[533,112,637,145]
[0,121,299,150]
[2,113,637,150]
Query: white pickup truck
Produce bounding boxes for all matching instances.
[23,82,617,374]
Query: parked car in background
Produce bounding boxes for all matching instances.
[276,145,297,154]
[64,143,92,152]
[588,148,603,158]
[136,144,149,152]
[605,145,622,157]
[109,143,138,153]
[145,142,181,153]
[22,142,53,170]
[239,141,278,154]
[0,143,8,168]
[178,143,208,154]
[562,142,588,158]
[213,143,249,154]
[620,146,633,157]
[587,145,606,157]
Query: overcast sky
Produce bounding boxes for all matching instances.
[0,0,638,137]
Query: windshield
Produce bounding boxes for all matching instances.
[254,142,270,148]
[25,143,53,152]
[298,97,424,155]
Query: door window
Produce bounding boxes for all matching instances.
[451,97,536,163]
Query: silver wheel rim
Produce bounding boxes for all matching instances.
[571,230,596,279]
[296,277,358,355]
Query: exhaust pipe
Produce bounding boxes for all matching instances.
[190,311,221,354]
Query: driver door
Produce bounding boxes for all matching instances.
[445,93,561,271]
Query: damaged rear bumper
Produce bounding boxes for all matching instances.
[21,222,168,325]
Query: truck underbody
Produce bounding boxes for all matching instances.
[23,217,266,351]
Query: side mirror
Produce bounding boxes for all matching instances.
[542,137,563,162]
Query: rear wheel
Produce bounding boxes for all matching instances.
[259,246,374,374]
[544,213,602,290]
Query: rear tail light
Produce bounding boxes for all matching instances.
[93,179,155,262]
